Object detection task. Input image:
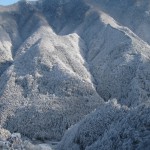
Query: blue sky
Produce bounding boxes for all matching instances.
[0,0,20,5]
[0,0,37,5]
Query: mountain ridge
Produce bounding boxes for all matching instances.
[0,0,150,145]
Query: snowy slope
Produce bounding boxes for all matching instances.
[0,0,150,144]
[58,100,150,150]
[88,0,150,44]
[78,1,150,106]
[0,0,103,140]
[57,1,150,149]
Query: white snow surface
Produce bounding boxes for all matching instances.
[0,0,150,147]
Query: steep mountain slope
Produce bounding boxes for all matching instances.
[78,2,150,106]
[58,1,150,148]
[0,0,150,144]
[58,101,150,150]
[0,0,102,140]
[88,0,150,44]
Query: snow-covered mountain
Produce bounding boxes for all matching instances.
[0,0,150,149]
[58,100,150,150]
[0,0,103,141]
[91,0,150,44]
